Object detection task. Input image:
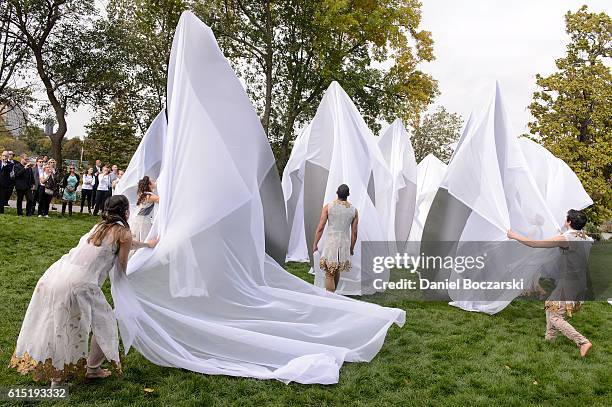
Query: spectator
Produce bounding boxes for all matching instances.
[0,150,14,214]
[32,156,45,215]
[93,166,111,216]
[92,159,102,203]
[38,164,57,218]
[14,155,35,216]
[61,165,80,216]
[80,168,95,214]
[108,164,119,192]
[47,159,58,210]
[112,169,124,195]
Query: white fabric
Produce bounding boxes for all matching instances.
[14,227,121,370]
[442,83,592,314]
[111,11,404,385]
[378,119,417,244]
[407,154,447,243]
[283,81,393,295]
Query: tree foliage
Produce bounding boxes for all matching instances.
[411,106,462,163]
[195,0,438,169]
[528,5,612,223]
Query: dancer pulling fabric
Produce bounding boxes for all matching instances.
[112,11,404,385]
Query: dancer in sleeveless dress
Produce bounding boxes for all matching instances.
[508,209,593,357]
[131,176,160,241]
[10,195,159,384]
[313,184,359,292]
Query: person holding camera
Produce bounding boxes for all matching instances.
[14,155,35,216]
[38,164,57,217]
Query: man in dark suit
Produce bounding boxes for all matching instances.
[31,156,44,215]
[14,155,35,216]
[0,150,15,214]
[92,159,102,204]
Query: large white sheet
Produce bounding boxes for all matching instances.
[437,83,592,314]
[407,154,447,243]
[282,81,393,295]
[111,11,404,384]
[378,119,417,247]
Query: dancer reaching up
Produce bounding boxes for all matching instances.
[507,209,593,357]
[313,184,359,292]
[131,176,160,241]
[11,195,159,385]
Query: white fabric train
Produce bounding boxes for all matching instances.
[112,11,404,384]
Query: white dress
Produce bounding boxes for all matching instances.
[11,226,122,381]
[131,192,156,241]
[319,200,356,275]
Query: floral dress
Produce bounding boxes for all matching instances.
[10,226,125,382]
[319,200,356,275]
[62,174,78,202]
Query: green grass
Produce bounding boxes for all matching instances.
[0,208,610,406]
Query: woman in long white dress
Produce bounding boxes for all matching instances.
[131,176,159,241]
[312,184,359,292]
[10,195,158,384]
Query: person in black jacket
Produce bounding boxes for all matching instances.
[14,156,35,216]
[0,150,15,214]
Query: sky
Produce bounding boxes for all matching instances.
[62,0,612,139]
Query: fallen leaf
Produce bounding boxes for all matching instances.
[144,388,155,393]
[533,381,538,385]
[504,365,511,370]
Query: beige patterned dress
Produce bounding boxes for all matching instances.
[319,200,356,276]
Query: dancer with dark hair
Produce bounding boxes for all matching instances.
[11,195,159,385]
[508,209,593,357]
[131,176,160,241]
[312,184,359,292]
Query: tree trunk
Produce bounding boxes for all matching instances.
[50,134,63,167]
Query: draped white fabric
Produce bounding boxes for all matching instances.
[282,81,393,295]
[440,83,592,314]
[378,119,417,246]
[407,154,447,243]
[111,11,404,384]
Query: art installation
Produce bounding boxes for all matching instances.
[420,83,593,314]
[407,154,447,244]
[112,11,405,384]
[377,119,418,249]
[282,81,393,295]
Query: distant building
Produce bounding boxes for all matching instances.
[0,103,28,138]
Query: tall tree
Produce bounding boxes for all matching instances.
[411,106,462,163]
[195,0,439,168]
[3,0,97,165]
[528,5,612,223]
[0,2,30,119]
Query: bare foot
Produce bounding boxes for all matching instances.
[580,342,592,357]
[86,368,111,380]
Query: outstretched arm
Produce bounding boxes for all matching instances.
[350,209,359,255]
[507,229,569,249]
[312,205,329,253]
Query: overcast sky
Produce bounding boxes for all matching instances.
[63,0,612,139]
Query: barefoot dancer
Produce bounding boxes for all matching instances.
[11,195,159,384]
[313,184,358,292]
[507,209,593,357]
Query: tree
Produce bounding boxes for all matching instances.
[0,1,30,117]
[528,5,612,224]
[61,137,82,161]
[21,124,48,155]
[194,0,439,169]
[84,101,141,169]
[3,0,97,165]
[411,106,463,163]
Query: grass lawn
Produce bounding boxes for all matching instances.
[0,208,610,406]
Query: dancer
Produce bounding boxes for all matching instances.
[11,195,159,384]
[312,184,359,292]
[507,209,593,357]
[131,176,159,241]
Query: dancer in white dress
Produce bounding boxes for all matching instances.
[131,176,159,241]
[11,195,158,384]
[313,184,359,292]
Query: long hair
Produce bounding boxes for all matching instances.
[88,195,130,246]
[136,176,152,206]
